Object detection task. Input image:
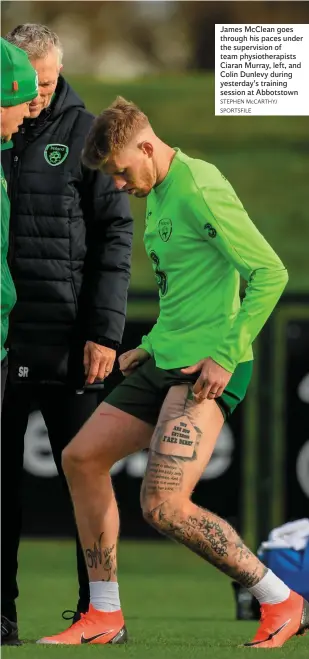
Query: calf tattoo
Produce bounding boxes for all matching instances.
[146,503,266,588]
[85,532,117,580]
[85,532,104,569]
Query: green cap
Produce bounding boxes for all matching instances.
[1,37,38,107]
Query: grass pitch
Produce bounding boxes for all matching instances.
[2,539,308,658]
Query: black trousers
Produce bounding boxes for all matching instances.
[1,381,98,622]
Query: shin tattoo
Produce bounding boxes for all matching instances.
[85,532,117,580]
[146,497,266,587]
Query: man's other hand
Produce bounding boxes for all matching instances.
[118,348,149,377]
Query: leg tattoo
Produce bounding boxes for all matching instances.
[85,532,117,580]
[145,495,266,587]
[143,385,266,589]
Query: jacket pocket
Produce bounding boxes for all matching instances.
[8,343,70,385]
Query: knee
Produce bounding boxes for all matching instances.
[61,440,94,480]
[61,442,81,479]
[141,490,185,534]
[141,494,163,530]
[62,434,117,482]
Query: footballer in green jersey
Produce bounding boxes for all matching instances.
[40,98,309,650]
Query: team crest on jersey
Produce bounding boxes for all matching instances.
[44,144,69,166]
[204,222,217,238]
[158,218,172,242]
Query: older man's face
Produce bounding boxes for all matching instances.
[28,46,62,118]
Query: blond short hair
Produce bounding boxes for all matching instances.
[82,97,149,170]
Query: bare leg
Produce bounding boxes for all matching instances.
[141,385,266,588]
[62,403,153,582]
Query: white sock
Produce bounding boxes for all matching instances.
[90,581,121,612]
[248,569,290,605]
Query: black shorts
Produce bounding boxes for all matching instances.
[105,358,253,426]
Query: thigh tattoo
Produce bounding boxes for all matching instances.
[145,455,184,494]
[151,385,202,461]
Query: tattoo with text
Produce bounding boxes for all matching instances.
[152,418,200,459]
[142,386,265,587]
[85,532,104,569]
[85,532,117,580]
[144,455,184,496]
[145,503,266,586]
[101,544,116,581]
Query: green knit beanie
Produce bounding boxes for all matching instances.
[1,37,38,107]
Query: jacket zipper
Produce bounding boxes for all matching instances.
[70,278,78,310]
[8,153,21,272]
[7,137,24,347]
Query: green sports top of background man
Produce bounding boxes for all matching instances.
[1,37,38,361]
[140,148,288,373]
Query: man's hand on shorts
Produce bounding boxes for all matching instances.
[119,348,150,377]
[84,341,116,384]
[181,357,232,403]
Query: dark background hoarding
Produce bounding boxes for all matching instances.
[285,318,309,520]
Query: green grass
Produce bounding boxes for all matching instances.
[65,73,309,312]
[2,540,308,658]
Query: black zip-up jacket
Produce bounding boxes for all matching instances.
[2,76,133,387]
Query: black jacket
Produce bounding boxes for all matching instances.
[2,76,133,387]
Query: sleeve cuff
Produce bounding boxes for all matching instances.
[87,336,120,350]
[210,352,236,374]
[138,341,153,357]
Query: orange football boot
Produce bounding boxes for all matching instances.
[244,590,309,648]
[37,604,127,645]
